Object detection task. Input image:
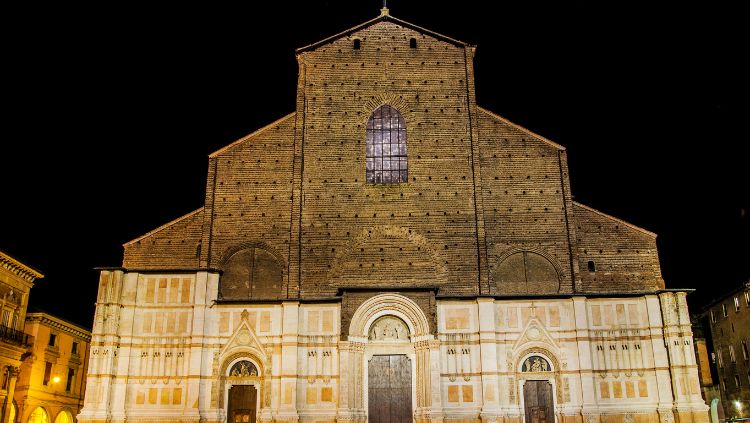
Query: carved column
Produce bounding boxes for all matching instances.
[79,270,124,423]
[415,340,430,409]
[337,341,352,420]
[278,302,300,423]
[647,294,676,421]
[428,339,444,423]
[477,298,500,423]
[1,366,19,423]
[351,341,365,419]
[573,297,595,418]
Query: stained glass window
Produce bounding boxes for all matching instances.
[366,105,407,184]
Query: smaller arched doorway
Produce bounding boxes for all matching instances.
[518,354,557,423]
[367,315,413,423]
[225,360,261,423]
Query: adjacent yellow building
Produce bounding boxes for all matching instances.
[0,250,42,423]
[14,313,90,423]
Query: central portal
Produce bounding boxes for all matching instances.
[368,355,412,423]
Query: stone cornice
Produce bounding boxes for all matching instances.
[25,312,91,341]
[0,251,43,283]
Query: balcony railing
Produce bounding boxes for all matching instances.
[0,325,32,346]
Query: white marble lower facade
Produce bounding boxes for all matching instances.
[78,271,708,423]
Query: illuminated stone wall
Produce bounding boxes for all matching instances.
[79,272,707,423]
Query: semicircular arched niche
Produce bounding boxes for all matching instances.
[494,249,561,294]
[349,293,431,340]
[219,246,283,300]
[368,315,410,342]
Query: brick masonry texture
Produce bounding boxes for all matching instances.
[573,203,663,292]
[123,208,204,269]
[122,19,664,295]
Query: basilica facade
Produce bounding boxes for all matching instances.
[77,9,708,423]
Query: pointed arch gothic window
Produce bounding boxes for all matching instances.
[366,105,407,183]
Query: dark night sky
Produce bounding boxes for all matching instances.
[1,1,747,329]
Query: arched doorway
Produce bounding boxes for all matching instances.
[27,407,48,423]
[367,316,413,423]
[53,410,73,423]
[518,354,557,423]
[224,360,261,423]
[346,293,437,422]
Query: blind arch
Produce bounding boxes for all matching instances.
[219,247,283,300]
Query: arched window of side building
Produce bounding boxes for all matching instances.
[366,105,407,184]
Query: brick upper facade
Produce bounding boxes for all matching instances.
[122,13,664,296]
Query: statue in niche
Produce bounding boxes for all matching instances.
[522,355,551,372]
[369,316,409,341]
[229,360,258,377]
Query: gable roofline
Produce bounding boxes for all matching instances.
[296,11,470,54]
[209,112,296,158]
[124,207,204,246]
[477,107,566,151]
[573,201,657,238]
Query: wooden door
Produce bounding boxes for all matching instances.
[368,355,412,423]
[228,385,257,423]
[523,381,554,423]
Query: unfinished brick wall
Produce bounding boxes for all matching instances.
[477,109,577,294]
[293,21,480,298]
[200,113,297,296]
[123,208,203,269]
[574,203,664,291]
[121,15,664,297]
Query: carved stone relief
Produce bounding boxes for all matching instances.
[521,355,551,372]
[229,360,258,377]
[369,315,409,341]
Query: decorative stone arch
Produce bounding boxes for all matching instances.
[220,351,266,378]
[517,348,560,373]
[349,293,432,340]
[360,95,412,127]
